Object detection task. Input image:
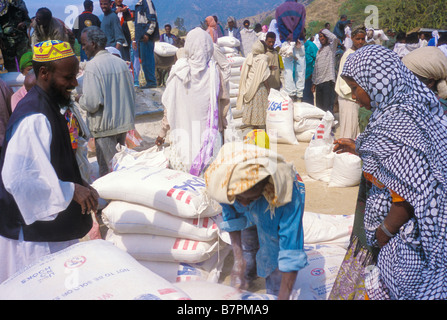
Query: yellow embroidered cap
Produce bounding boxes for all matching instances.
[33,40,75,62]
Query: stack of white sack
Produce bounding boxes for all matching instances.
[293,102,327,142]
[91,157,230,284]
[154,41,178,57]
[304,111,362,187]
[218,36,245,126]
[0,239,191,300]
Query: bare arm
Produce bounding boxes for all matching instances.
[376,201,413,247]
[277,271,297,300]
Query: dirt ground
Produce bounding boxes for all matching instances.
[130,91,359,294]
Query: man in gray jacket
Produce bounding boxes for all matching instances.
[78,26,135,176]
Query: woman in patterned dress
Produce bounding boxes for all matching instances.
[330,45,447,299]
[236,40,271,129]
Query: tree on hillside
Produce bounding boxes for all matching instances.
[339,0,447,32]
[379,0,447,31]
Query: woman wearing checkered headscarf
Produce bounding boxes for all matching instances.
[339,45,447,299]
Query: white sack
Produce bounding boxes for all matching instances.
[303,212,354,249]
[291,244,346,300]
[229,88,239,97]
[230,66,241,76]
[329,153,362,188]
[226,55,245,67]
[218,36,241,48]
[229,81,239,90]
[304,144,334,182]
[220,46,238,54]
[295,130,315,142]
[0,240,190,300]
[266,89,298,145]
[91,166,222,219]
[293,118,321,133]
[138,245,231,283]
[106,230,223,263]
[293,101,326,121]
[102,200,219,241]
[154,41,178,57]
[111,145,169,171]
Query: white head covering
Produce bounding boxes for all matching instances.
[162,27,221,176]
[402,46,447,99]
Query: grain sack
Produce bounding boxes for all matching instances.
[229,88,239,97]
[220,46,238,54]
[266,89,298,145]
[291,244,346,300]
[230,66,241,76]
[303,211,354,249]
[174,281,277,300]
[154,41,178,57]
[0,240,190,300]
[293,101,326,121]
[106,230,223,263]
[304,112,336,182]
[111,145,169,172]
[304,144,334,182]
[138,245,231,283]
[229,81,239,90]
[102,201,219,241]
[226,55,245,67]
[218,36,241,48]
[328,153,362,188]
[295,130,315,142]
[293,118,321,133]
[91,166,222,218]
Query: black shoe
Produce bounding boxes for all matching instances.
[290,95,298,102]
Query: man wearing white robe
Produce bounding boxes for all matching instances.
[0,40,99,283]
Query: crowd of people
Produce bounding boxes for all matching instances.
[0,0,446,300]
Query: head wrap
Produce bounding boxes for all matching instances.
[204,142,295,213]
[227,16,237,27]
[19,51,33,72]
[402,46,447,99]
[33,40,75,62]
[342,45,447,299]
[236,40,270,108]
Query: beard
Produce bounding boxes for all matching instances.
[48,78,73,106]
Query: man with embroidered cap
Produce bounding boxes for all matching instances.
[0,40,99,283]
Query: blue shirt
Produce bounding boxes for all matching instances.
[220,174,308,278]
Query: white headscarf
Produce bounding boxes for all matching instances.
[162,28,221,176]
